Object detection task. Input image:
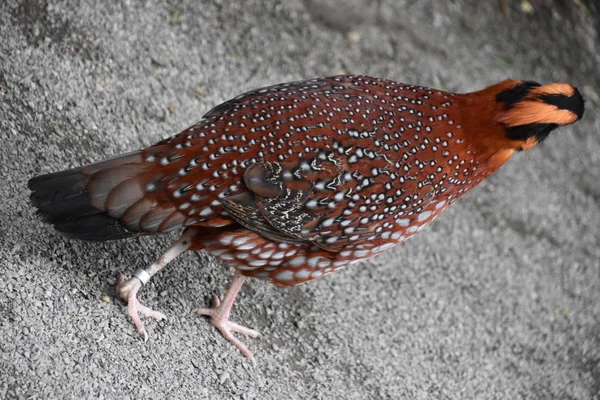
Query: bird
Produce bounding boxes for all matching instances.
[28,75,584,360]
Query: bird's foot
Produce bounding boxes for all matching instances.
[194,295,259,361]
[115,272,167,342]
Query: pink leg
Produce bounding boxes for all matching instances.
[115,273,167,342]
[194,271,259,360]
[115,230,195,341]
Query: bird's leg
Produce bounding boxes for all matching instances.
[194,270,259,360]
[115,229,194,341]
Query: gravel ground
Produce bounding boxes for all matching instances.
[1,1,599,399]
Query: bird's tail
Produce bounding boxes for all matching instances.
[28,152,143,241]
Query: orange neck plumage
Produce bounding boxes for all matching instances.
[455,80,525,177]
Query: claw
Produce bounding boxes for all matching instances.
[110,232,193,342]
[115,272,166,341]
[193,272,258,360]
[194,305,259,361]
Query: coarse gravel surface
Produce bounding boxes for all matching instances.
[1,1,599,399]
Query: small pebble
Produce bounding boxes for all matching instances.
[218,371,230,384]
[345,31,361,44]
[520,0,534,14]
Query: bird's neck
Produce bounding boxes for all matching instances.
[455,84,521,178]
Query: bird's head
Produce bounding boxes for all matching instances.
[461,79,584,153]
[493,80,584,151]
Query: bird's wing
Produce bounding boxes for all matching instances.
[83,75,442,242]
[221,149,435,252]
[83,77,358,235]
[220,152,339,249]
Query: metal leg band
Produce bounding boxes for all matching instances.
[134,269,151,285]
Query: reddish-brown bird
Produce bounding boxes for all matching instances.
[29,75,584,359]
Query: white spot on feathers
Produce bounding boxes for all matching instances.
[276,270,294,281]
